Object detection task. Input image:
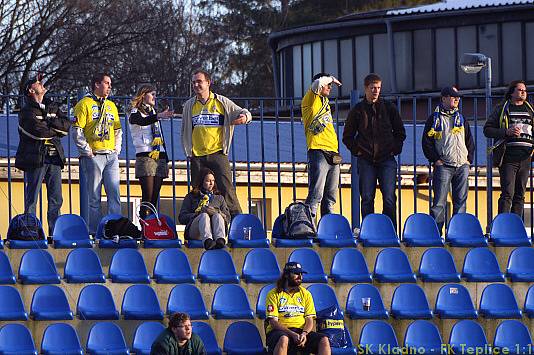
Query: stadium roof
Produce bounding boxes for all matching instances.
[387,0,534,16]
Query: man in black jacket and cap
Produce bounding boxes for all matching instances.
[15,73,71,235]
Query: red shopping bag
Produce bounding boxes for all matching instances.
[138,202,176,240]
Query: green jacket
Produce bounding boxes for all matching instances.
[150,328,207,355]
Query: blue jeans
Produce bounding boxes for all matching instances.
[80,153,121,234]
[357,156,398,229]
[305,150,340,217]
[431,163,469,234]
[24,156,63,236]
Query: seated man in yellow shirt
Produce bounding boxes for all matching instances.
[265,262,331,355]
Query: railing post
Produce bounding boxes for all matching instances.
[77,91,88,225]
[350,90,360,230]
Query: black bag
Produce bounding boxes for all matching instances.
[281,202,316,239]
[322,150,342,165]
[104,217,142,242]
[7,213,46,241]
[316,305,348,349]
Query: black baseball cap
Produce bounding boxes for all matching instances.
[440,86,461,98]
[284,262,307,274]
[23,73,44,96]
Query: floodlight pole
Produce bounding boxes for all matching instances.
[485,57,493,230]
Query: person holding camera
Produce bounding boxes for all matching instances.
[301,72,342,219]
[179,168,230,250]
[128,84,174,219]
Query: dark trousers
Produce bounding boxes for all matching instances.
[357,156,398,229]
[191,152,242,216]
[498,158,531,216]
[24,156,63,236]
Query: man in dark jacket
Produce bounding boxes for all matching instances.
[151,312,206,355]
[484,80,533,216]
[342,73,406,229]
[15,74,71,235]
[422,86,475,234]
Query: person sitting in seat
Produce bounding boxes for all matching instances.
[179,168,230,250]
[151,312,206,355]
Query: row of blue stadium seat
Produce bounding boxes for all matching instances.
[2,281,534,322]
[4,245,534,285]
[0,321,265,355]
[4,211,530,250]
[2,318,533,355]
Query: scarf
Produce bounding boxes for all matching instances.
[88,93,111,141]
[141,104,164,160]
[195,190,213,213]
[427,105,464,140]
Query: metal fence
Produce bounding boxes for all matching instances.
[1,91,532,236]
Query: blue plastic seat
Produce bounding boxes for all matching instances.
[359,321,399,354]
[86,322,130,355]
[434,284,477,319]
[317,214,357,247]
[330,248,372,283]
[30,285,73,320]
[192,322,222,355]
[0,286,28,320]
[479,283,522,319]
[359,213,400,247]
[462,248,505,282]
[256,284,275,319]
[223,321,265,355]
[77,284,119,320]
[288,249,328,283]
[242,249,280,283]
[418,248,461,282]
[494,320,532,355]
[490,213,531,246]
[197,249,239,283]
[52,214,93,248]
[122,284,164,320]
[0,251,15,284]
[18,249,60,284]
[523,285,534,318]
[374,248,416,283]
[404,320,444,354]
[143,214,182,248]
[391,284,433,319]
[153,248,195,283]
[41,323,83,355]
[402,213,444,246]
[446,213,488,247]
[64,248,106,283]
[167,284,209,320]
[449,320,489,355]
[109,249,150,283]
[272,214,313,247]
[331,327,358,355]
[96,214,139,248]
[211,284,254,319]
[228,214,270,248]
[506,247,534,282]
[0,324,37,355]
[307,284,342,314]
[346,284,389,319]
[132,322,165,355]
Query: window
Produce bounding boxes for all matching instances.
[373,33,390,93]
[250,198,272,230]
[340,39,354,97]
[312,41,322,76]
[394,31,413,92]
[355,35,371,93]
[457,26,478,88]
[303,43,312,90]
[479,24,500,85]
[435,28,455,88]
[323,40,339,97]
[502,22,523,84]
[527,23,534,81]
[413,29,433,91]
[292,45,303,98]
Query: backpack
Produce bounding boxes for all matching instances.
[104,217,143,241]
[7,213,46,241]
[282,202,316,239]
[316,305,348,349]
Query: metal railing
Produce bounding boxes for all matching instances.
[1,91,532,236]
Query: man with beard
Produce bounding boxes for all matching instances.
[151,312,206,355]
[264,262,331,355]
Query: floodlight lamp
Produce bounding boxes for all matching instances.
[460,53,488,74]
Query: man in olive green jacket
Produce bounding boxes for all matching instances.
[151,313,206,355]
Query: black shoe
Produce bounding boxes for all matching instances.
[215,238,226,249]
[204,239,216,250]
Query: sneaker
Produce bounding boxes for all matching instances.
[204,239,216,250]
[215,238,226,249]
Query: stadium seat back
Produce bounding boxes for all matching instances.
[64,248,106,283]
[77,284,119,320]
[18,249,60,284]
[197,249,239,283]
[0,324,37,354]
[86,322,129,354]
[153,248,195,283]
[109,249,150,283]
[359,214,400,246]
[288,248,327,283]
[31,285,73,320]
[122,284,164,320]
[41,323,83,355]
[132,322,165,355]
[346,284,388,319]
[223,321,265,355]
[330,248,372,283]
[211,284,254,319]
[391,284,433,319]
[167,284,209,320]
[242,248,280,283]
[374,248,416,283]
